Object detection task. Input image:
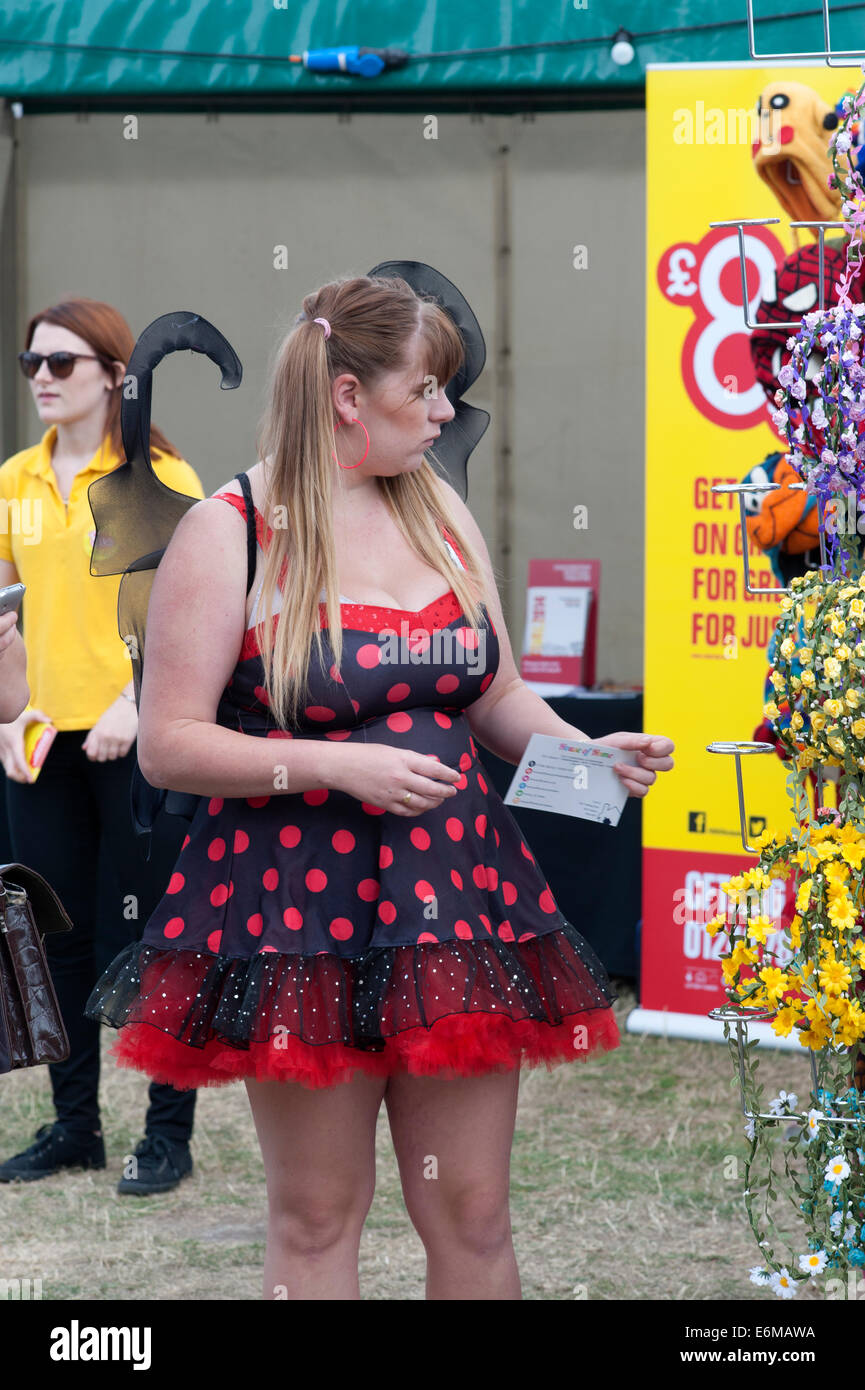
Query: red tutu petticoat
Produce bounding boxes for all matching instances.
[109,1005,620,1090]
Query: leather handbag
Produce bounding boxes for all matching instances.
[0,862,73,1073]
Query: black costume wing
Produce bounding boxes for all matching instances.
[87,312,242,856]
[366,260,489,499]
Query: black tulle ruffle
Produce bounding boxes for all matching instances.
[85,919,615,1053]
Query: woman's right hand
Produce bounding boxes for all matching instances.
[331,743,462,816]
[0,706,52,783]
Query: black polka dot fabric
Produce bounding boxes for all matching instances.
[85,492,620,1086]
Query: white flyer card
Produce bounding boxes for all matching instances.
[503,733,638,826]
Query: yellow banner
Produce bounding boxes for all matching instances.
[644,63,848,856]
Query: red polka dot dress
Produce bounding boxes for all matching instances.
[85,491,620,1088]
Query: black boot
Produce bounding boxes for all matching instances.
[116,1134,193,1196]
[0,1122,106,1182]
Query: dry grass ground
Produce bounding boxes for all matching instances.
[0,983,823,1301]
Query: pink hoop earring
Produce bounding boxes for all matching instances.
[332,417,370,469]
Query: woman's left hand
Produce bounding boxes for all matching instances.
[81,697,138,762]
[599,731,675,799]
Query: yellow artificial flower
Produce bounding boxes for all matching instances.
[824,858,851,882]
[815,839,841,860]
[795,878,813,912]
[819,958,852,996]
[742,867,771,891]
[841,841,865,870]
[731,940,758,968]
[759,966,790,1001]
[800,670,816,688]
[790,711,804,730]
[830,615,847,637]
[746,915,773,945]
[752,828,777,852]
[764,700,779,719]
[852,597,865,617]
[779,637,796,659]
[705,914,726,938]
[793,847,820,871]
[824,657,842,681]
[740,983,770,1010]
[838,1014,865,1046]
[847,689,862,709]
[837,644,852,660]
[771,1005,800,1037]
[824,698,844,717]
[810,711,827,732]
[799,650,814,667]
[721,875,746,902]
[853,719,865,740]
[828,736,846,755]
[828,897,858,932]
[721,957,739,985]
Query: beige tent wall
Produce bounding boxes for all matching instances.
[3,108,645,685]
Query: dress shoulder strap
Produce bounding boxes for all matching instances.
[441,524,468,571]
[233,471,258,597]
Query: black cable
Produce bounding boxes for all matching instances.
[0,2,862,71]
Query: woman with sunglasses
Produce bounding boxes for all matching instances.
[0,297,206,1192]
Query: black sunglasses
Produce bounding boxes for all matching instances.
[17,350,108,380]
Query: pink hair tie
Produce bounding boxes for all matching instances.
[313,317,331,339]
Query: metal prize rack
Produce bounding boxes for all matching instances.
[701,4,865,1129]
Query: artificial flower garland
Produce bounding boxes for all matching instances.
[708,69,865,1298]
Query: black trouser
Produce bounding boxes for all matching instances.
[4,730,196,1144]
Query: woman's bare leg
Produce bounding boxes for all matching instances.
[385,1066,522,1300]
[245,1070,387,1300]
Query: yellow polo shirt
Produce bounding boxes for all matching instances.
[0,426,205,731]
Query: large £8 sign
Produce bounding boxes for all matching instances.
[656,225,786,431]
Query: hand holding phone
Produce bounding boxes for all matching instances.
[0,582,24,618]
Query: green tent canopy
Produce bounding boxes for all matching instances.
[0,0,863,111]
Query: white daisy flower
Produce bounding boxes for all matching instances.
[769,1268,797,1299]
[806,1109,824,1141]
[749,1266,771,1285]
[769,1091,798,1116]
[825,1155,852,1184]
[798,1250,827,1276]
